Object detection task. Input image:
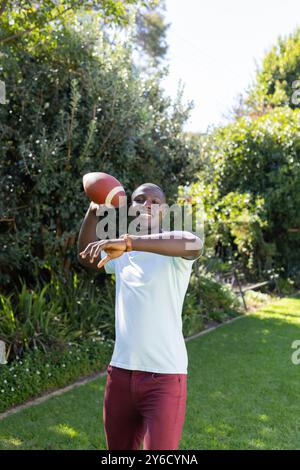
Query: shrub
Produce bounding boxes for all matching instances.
[0,273,116,362]
[182,268,242,337]
[0,282,66,360]
[0,337,114,413]
[0,16,200,291]
[276,277,296,296]
[181,107,300,278]
[182,289,204,337]
[243,290,272,310]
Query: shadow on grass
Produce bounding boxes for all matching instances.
[182,304,300,450]
[1,297,300,450]
[0,380,108,450]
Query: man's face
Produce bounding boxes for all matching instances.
[131,185,166,232]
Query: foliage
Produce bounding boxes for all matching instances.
[177,29,300,280]
[194,270,241,320]
[182,267,242,337]
[179,183,269,275]
[275,277,296,295]
[0,337,113,413]
[0,297,300,448]
[0,282,66,359]
[243,289,272,310]
[0,0,151,46]
[0,15,200,290]
[180,106,300,277]
[182,288,204,338]
[135,0,169,67]
[247,28,300,113]
[46,271,116,342]
[0,273,115,362]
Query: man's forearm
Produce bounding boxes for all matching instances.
[130,231,203,258]
[77,207,100,269]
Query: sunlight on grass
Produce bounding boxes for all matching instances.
[181,296,300,450]
[248,438,266,449]
[253,297,300,325]
[258,414,269,422]
[0,436,23,447]
[260,426,273,437]
[50,423,79,438]
[0,296,299,450]
[204,424,216,434]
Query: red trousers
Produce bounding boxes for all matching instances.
[103,365,187,450]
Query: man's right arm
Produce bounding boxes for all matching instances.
[77,202,102,272]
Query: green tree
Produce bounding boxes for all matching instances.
[183,29,300,279]
[190,107,300,277]
[0,14,200,291]
[247,28,300,113]
[0,0,150,46]
[135,0,170,67]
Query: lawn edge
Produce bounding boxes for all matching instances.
[184,313,246,342]
[0,370,106,421]
[0,312,256,421]
[0,313,250,421]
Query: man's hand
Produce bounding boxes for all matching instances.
[79,238,127,269]
[88,201,100,214]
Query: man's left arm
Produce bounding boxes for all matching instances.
[130,231,203,260]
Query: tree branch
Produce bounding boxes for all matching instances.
[0,5,74,44]
[0,0,8,18]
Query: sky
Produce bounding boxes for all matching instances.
[162,0,300,133]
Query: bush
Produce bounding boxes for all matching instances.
[45,270,116,343]
[0,273,115,362]
[0,337,114,413]
[243,290,272,310]
[276,277,296,296]
[182,288,204,337]
[181,107,300,279]
[0,282,66,360]
[0,16,200,291]
[196,272,241,319]
[247,28,300,111]
[182,268,242,337]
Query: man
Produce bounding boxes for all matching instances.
[78,183,203,450]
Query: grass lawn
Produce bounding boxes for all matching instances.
[0,295,300,450]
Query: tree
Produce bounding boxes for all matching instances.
[0,0,149,46]
[246,28,300,114]
[180,28,300,279]
[190,107,300,277]
[0,15,200,290]
[134,0,170,67]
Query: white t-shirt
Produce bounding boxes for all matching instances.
[100,233,201,374]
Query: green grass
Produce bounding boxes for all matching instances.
[0,295,300,450]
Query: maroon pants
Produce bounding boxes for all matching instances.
[103,365,187,450]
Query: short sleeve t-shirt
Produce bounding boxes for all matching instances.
[100,232,201,374]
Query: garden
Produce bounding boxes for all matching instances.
[0,0,300,451]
